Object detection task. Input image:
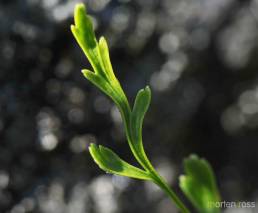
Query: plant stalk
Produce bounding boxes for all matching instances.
[150,171,190,213]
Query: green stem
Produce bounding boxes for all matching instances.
[126,136,190,212]
[136,146,190,213]
[128,142,190,212]
[151,171,190,213]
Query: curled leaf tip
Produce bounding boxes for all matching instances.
[74,3,89,29]
[144,86,151,96]
[99,36,106,44]
[81,69,93,77]
[145,85,150,90]
[138,86,151,96]
[89,143,96,151]
[189,154,198,159]
[75,3,86,15]
[70,24,79,38]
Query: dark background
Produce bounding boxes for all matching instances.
[1,0,258,212]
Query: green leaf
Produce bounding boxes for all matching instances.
[97,37,131,121]
[179,155,221,213]
[82,69,118,102]
[82,69,131,129]
[126,86,154,172]
[89,143,151,180]
[71,4,131,130]
[98,37,117,83]
[71,3,106,79]
[130,86,151,145]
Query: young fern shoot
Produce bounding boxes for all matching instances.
[71,3,220,213]
[71,3,189,213]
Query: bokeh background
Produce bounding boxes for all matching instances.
[1,0,258,212]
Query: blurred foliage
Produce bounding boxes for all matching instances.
[180,155,220,213]
[1,0,258,212]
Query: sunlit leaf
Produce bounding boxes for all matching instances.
[82,69,118,102]
[98,36,117,83]
[71,4,131,129]
[71,4,106,79]
[89,143,151,180]
[131,86,151,145]
[179,155,221,213]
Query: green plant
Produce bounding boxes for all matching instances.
[71,3,221,213]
